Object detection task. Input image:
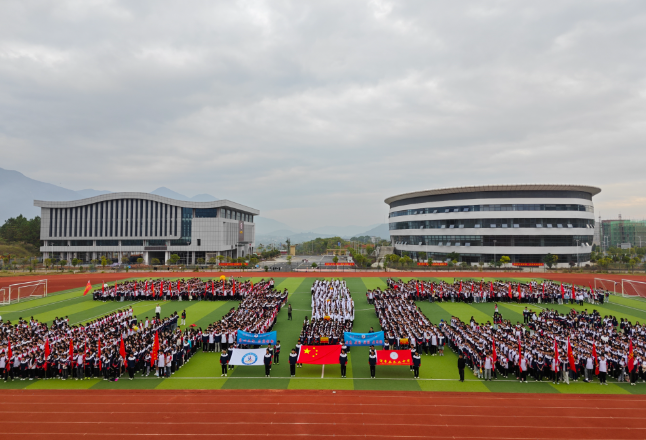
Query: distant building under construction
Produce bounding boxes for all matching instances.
[601,218,646,250]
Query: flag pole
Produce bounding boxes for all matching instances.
[321,364,325,378]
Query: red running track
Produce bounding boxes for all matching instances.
[0,271,644,294]
[0,389,644,439]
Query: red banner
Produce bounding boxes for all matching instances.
[324,263,354,266]
[219,263,248,266]
[376,350,412,366]
[297,345,342,364]
[417,262,448,266]
[512,263,544,267]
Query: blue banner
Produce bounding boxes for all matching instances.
[344,331,385,346]
[237,330,277,345]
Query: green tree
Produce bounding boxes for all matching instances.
[121,256,129,264]
[427,256,434,266]
[151,258,161,266]
[59,259,67,270]
[44,258,52,270]
[499,256,511,266]
[332,256,339,264]
[286,255,292,265]
[100,256,108,269]
[543,253,558,269]
[217,255,225,265]
[311,262,318,268]
[71,258,80,268]
[169,254,181,265]
[197,257,205,265]
[136,257,144,265]
[447,252,460,262]
[207,257,216,269]
[0,215,41,247]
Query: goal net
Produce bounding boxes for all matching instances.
[594,278,619,295]
[0,280,48,305]
[622,279,646,299]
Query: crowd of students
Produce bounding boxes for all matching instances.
[442,307,646,385]
[0,306,199,382]
[380,278,610,304]
[298,280,354,347]
[92,277,274,302]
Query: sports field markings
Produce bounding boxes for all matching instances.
[71,300,144,325]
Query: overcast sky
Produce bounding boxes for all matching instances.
[1,1,645,229]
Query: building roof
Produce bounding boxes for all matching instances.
[34,192,260,215]
[384,184,601,205]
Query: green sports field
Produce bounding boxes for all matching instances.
[3,276,646,394]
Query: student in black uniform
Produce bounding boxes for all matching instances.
[369,349,377,378]
[274,342,281,365]
[264,349,272,377]
[287,304,293,321]
[340,349,348,378]
[127,353,136,380]
[458,354,466,382]
[219,349,229,377]
[289,349,298,377]
[412,351,421,378]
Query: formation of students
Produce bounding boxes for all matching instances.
[0,307,202,382]
[381,278,610,304]
[443,308,646,385]
[311,279,355,322]
[93,277,275,302]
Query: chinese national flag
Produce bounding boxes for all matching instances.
[628,339,635,373]
[82,280,92,296]
[151,332,160,367]
[119,335,126,359]
[560,283,565,299]
[44,339,50,370]
[297,345,342,364]
[567,338,576,372]
[592,342,599,375]
[376,349,412,366]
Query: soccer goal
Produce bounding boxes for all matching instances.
[594,278,619,295]
[621,279,646,299]
[0,280,48,305]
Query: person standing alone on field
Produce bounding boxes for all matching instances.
[458,354,466,382]
[155,304,161,320]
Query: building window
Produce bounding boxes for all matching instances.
[195,208,218,218]
[197,239,201,246]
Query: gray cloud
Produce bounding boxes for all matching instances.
[1,0,645,228]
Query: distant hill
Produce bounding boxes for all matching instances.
[352,223,390,240]
[150,187,218,202]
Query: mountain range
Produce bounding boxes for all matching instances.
[0,168,389,241]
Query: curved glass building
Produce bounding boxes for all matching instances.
[385,184,600,266]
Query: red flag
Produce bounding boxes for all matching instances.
[5,340,11,371]
[177,280,181,292]
[529,283,533,293]
[82,280,92,296]
[251,281,254,290]
[152,282,155,297]
[98,338,102,369]
[42,339,50,370]
[492,338,497,364]
[69,338,74,364]
[508,284,512,299]
[160,280,164,297]
[471,283,474,293]
[459,281,462,293]
[517,283,521,299]
[376,350,412,366]
[560,283,565,299]
[416,282,420,297]
[572,284,576,298]
[232,280,236,294]
[297,345,342,364]
[119,335,126,360]
[151,332,160,367]
[134,281,137,291]
[490,281,493,293]
[542,282,545,296]
[567,338,576,372]
[102,282,105,294]
[211,281,215,294]
[518,337,522,361]
[628,339,635,373]
[592,341,599,375]
[553,338,559,372]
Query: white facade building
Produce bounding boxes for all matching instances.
[35,193,259,265]
[385,184,600,266]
